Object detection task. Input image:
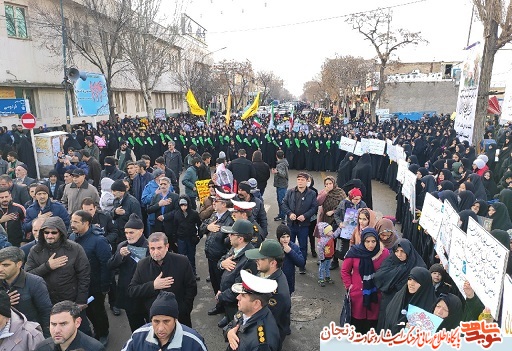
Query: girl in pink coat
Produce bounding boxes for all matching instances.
[341,227,389,334]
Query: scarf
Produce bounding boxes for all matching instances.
[345,228,380,308]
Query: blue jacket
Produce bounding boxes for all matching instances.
[71,226,112,294]
[282,242,304,294]
[55,161,89,178]
[282,187,319,227]
[132,172,153,203]
[0,233,11,249]
[142,180,159,226]
[121,322,207,351]
[23,201,70,233]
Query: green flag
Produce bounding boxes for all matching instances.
[206,106,211,125]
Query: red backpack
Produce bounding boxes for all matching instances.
[324,238,335,259]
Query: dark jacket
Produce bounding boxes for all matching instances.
[42,180,63,200]
[100,167,126,181]
[224,306,280,351]
[111,192,142,242]
[1,270,52,338]
[86,157,102,188]
[267,269,291,348]
[163,149,183,178]
[201,210,234,261]
[172,197,201,240]
[23,200,70,234]
[132,172,153,203]
[228,156,256,184]
[253,160,271,191]
[34,330,105,351]
[282,187,319,227]
[71,226,112,294]
[128,252,197,322]
[247,194,268,236]
[92,210,119,247]
[282,242,305,294]
[10,183,31,207]
[107,235,148,310]
[25,238,90,304]
[0,202,26,247]
[273,158,289,188]
[217,243,257,305]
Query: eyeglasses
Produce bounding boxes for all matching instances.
[44,230,59,235]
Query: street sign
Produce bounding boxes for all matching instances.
[21,113,36,129]
[0,98,28,115]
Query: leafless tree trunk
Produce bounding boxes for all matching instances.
[472,0,512,146]
[122,0,183,119]
[32,0,132,123]
[347,9,426,122]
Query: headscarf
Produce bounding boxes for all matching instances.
[417,167,429,178]
[458,209,478,232]
[375,218,399,249]
[421,175,437,193]
[374,239,427,296]
[498,188,512,220]
[439,190,459,212]
[439,180,455,191]
[432,294,463,332]
[345,228,380,308]
[383,267,437,333]
[350,208,377,245]
[468,173,488,201]
[472,199,488,216]
[490,202,512,231]
[490,229,512,275]
[458,190,476,211]
[462,181,475,194]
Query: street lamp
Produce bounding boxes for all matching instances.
[200,46,227,62]
[60,0,70,126]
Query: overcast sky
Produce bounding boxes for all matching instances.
[180,0,512,97]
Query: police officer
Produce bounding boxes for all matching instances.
[216,220,257,328]
[245,240,291,350]
[224,270,280,351]
[231,200,264,248]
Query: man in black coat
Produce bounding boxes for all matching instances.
[0,246,52,337]
[163,141,183,192]
[110,180,142,243]
[107,214,148,331]
[0,174,30,208]
[154,156,179,193]
[100,157,126,181]
[227,149,256,186]
[128,232,197,327]
[81,150,101,189]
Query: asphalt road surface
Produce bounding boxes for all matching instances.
[104,170,398,351]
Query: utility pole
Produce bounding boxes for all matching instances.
[60,0,71,127]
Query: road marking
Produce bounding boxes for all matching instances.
[264,204,271,213]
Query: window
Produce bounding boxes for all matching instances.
[5,4,28,39]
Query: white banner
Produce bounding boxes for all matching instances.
[454,41,483,144]
[367,139,386,155]
[435,200,460,257]
[447,225,467,299]
[466,217,509,319]
[502,275,512,336]
[395,145,406,162]
[339,136,356,152]
[353,141,363,156]
[419,193,444,240]
[402,170,417,214]
[501,70,512,124]
[360,138,371,154]
[387,140,397,162]
[397,159,409,184]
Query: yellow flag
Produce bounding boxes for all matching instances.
[226,91,232,125]
[317,111,323,125]
[186,89,206,116]
[324,117,331,125]
[241,92,260,120]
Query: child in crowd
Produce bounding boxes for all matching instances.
[277,224,305,294]
[316,222,341,287]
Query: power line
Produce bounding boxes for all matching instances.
[207,0,428,34]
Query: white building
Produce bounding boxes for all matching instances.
[0,0,206,127]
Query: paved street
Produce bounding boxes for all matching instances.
[105,170,398,351]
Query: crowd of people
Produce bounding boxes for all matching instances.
[0,108,511,350]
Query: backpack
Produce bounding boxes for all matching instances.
[324,237,335,259]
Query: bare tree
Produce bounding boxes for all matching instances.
[32,0,132,123]
[122,0,183,119]
[256,71,283,104]
[215,60,255,110]
[321,55,373,117]
[347,9,426,121]
[302,79,326,106]
[472,0,512,146]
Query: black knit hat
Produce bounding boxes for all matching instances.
[0,290,11,317]
[150,291,179,319]
[429,263,445,274]
[276,224,291,240]
[111,179,126,192]
[125,213,144,230]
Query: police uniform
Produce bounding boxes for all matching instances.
[245,240,292,349]
[231,200,264,248]
[224,270,281,351]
